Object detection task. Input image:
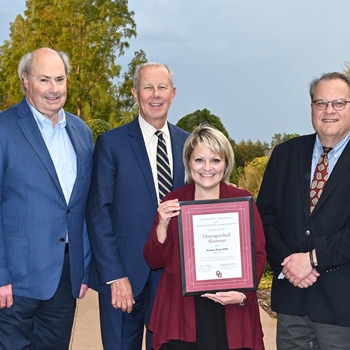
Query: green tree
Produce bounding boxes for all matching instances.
[238,156,269,199]
[86,119,113,143]
[112,49,147,127]
[271,132,299,148]
[176,108,230,138]
[233,140,269,169]
[0,0,144,125]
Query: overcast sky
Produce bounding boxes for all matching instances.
[1,0,350,144]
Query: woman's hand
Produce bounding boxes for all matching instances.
[202,291,246,305]
[158,199,180,223]
[156,199,180,243]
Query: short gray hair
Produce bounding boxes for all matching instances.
[309,72,350,100]
[133,62,174,90]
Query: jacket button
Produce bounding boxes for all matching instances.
[60,238,65,242]
[305,230,311,236]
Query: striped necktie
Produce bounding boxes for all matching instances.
[155,130,172,201]
[310,146,332,213]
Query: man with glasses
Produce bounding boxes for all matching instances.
[257,72,350,349]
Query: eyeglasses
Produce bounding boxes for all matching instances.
[312,99,350,111]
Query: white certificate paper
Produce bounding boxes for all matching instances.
[192,212,242,280]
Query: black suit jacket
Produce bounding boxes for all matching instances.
[257,133,350,326]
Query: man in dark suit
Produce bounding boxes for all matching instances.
[0,48,93,349]
[257,72,350,349]
[86,62,189,349]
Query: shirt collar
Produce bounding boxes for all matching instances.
[26,98,66,130]
[314,132,350,156]
[138,115,170,145]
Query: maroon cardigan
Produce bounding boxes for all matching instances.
[144,182,266,350]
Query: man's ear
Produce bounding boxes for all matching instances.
[22,72,29,90]
[131,87,138,104]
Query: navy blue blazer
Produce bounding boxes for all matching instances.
[0,98,94,299]
[86,118,189,297]
[257,134,350,326]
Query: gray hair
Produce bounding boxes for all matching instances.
[183,124,234,184]
[309,72,350,100]
[18,49,71,93]
[133,62,174,90]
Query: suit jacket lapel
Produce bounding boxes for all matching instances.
[65,116,81,205]
[169,123,185,189]
[128,119,158,208]
[16,99,63,195]
[299,134,315,219]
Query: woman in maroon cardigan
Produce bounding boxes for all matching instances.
[144,124,266,350]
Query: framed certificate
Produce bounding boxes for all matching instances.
[178,197,256,296]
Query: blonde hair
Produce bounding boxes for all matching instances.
[183,124,234,184]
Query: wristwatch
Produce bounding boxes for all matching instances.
[239,292,246,306]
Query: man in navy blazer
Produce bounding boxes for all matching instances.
[0,48,93,349]
[86,62,189,349]
[257,72,350,348]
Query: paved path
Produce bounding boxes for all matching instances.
[70,289,276,350]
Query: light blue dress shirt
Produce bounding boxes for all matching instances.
[311,132,350,184]
[27,101,77,241]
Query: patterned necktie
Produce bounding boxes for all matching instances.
[310,146,332,213]
[155,130,172,201]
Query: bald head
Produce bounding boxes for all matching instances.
[18,48,71,93]
[19,47,70,122]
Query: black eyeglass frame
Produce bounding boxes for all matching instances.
[312,99,350,111]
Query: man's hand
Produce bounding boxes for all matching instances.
[297,269,320,288]
[281,252,316,287]
[0,284,13,308]
[111,277,135,313]
[78,284,89,299]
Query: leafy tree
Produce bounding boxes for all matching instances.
[176,108,230,138]
[112,49,147,127]
[233,140,269,169]
[0,0,144,125]
[86,118,113,143]
[238,156,269,199]
[271,133,300,148]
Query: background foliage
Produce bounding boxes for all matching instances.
[238,156,270,199]
[85,119,113,144]
[0,0,301,197]
[0,0,146,126]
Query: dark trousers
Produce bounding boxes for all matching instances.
[98,269,162,350]
[277,313,350,349]
[0,252,76,350]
